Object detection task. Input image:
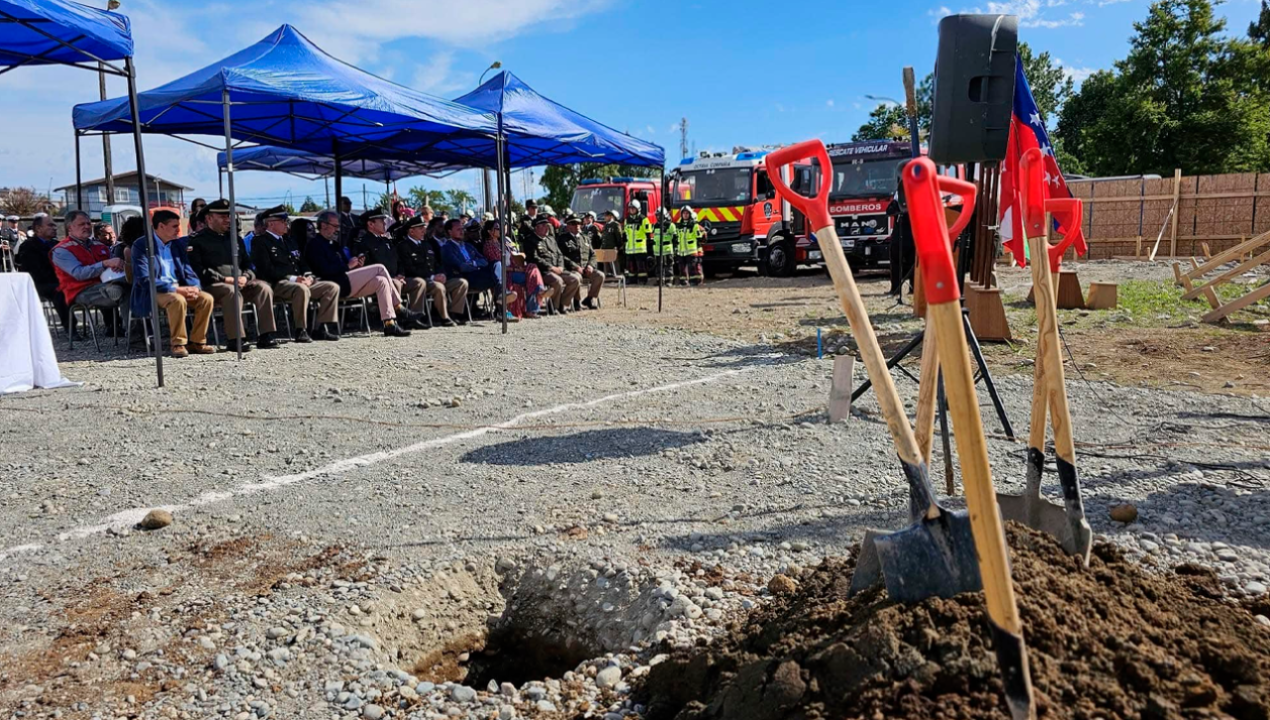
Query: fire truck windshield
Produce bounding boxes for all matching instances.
[673,168,751,206]
[830,157,906,199]
[570,187,625,219]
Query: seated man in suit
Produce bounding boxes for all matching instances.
[16,213,70,331]
[250,205,341,342]
[395,215,463,326]
[305,209,418,336]
[130,209,216,357]
[436,218,504,318]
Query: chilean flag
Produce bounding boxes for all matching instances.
[998,53,1085,266]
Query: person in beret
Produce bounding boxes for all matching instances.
[250,205,342,342]
[185,199,278,352]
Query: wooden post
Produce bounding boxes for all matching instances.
[1169,168,1181,258]
[828,355,855,423]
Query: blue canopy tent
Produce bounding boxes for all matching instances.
[215,145,460,210]
[0,0,165,385]
[72,24,500,356]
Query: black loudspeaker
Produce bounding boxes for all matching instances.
[929,14,1018,165]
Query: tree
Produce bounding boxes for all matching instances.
[300,196,321,213]
[405,186,450,214]
[851,73,933,142]
[1018,41,1075,126]
[538,164,656,211]
[444,189,477,215]
[1,187,55,215]
[1249,0,1270,45]
[283,202,297,215]
[1056,0,1270,176]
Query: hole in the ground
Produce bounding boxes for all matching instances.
[463,624,597,688]
[413,624,599,688]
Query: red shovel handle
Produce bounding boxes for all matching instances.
[903,158,978,305]
[765,140,833,232]
[1044,197,1084,270]
[940,174,978,240]
[1020,148,1047,238]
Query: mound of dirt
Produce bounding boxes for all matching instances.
[640,526,1269,720]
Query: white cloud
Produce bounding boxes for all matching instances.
[1097,0,1131,6]
[668,123,680,133]
[302,0,611,61]
[826,99,835,107]
[645,125,656,135]
[928,5,954,18]
[963,0,1084,28]
[411,51,473,96]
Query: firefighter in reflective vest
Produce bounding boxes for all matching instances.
[650,207,677,285]
[676,206,705,286]
[623,200,651,283]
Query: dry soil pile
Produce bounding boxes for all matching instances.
[640,526,1270,720]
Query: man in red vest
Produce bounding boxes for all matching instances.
[52,209,128,334]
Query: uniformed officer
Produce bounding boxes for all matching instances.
[580,211,602,248]
[650,207,677,286]
[623,200,651,283]
[395,215,464,326]
[676,206,705,286]
[185,200,278,352]
[250,205,341,342]
[531,215,580,312]
[600,209,623,252]
[354,207,426,309]
[558,214,604,310]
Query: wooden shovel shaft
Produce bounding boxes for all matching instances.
[813,226,929,474]
[1028,229,1079,470]
[927,302,1025,636]
[914,325,940,465]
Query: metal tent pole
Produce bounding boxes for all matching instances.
[496,122,508,335]
[74,130,83,210]
[218,168,223,198]
[126,58,164,387]
[222,88,244,361]
[657,165,664,314]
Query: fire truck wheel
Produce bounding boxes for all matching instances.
[763,239,796,277]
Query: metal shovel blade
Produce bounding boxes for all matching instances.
[873,508,983,603]
[999,448,1092,559]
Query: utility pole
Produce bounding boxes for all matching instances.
[679,117,689,160]
[100,0,121,211]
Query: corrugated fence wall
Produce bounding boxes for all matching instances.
[1065,171,1270,259]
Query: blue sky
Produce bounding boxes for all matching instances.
[1,0,1263,211]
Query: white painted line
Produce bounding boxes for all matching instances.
[0,368,747,563]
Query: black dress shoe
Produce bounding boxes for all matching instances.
[582,297,598,310]
[227,339,253,353]
[437,318,456,327]
[311,325,339,341]
[293,328,313,343]
[383,321,411,337]
[256,332,280,349]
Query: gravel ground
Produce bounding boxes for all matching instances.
[2,308,1268,719]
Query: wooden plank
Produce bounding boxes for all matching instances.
[1081,191,1270,203]
[1182,247,1270,300]
[1201,282,1270,323]
[1170,169,1182,257]
[1183,230,1270,277]
[1201,242,1212,258]
[1086,282,1117,309]
[828,355,855,423]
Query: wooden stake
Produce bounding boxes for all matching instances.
[829,355,855,423]
[1169,168,1181,258]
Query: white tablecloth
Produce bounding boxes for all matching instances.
[0,273,79,394]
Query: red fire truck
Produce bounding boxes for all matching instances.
[665,148,814,277]
[815,140,915,272]
[569,177,663,224]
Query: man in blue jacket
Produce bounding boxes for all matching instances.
[131,209,216,358]
[437,217,501,296]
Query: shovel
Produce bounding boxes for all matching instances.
[997,148,1092,564]
[766,141,981,602]
[904,157,1036,720]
